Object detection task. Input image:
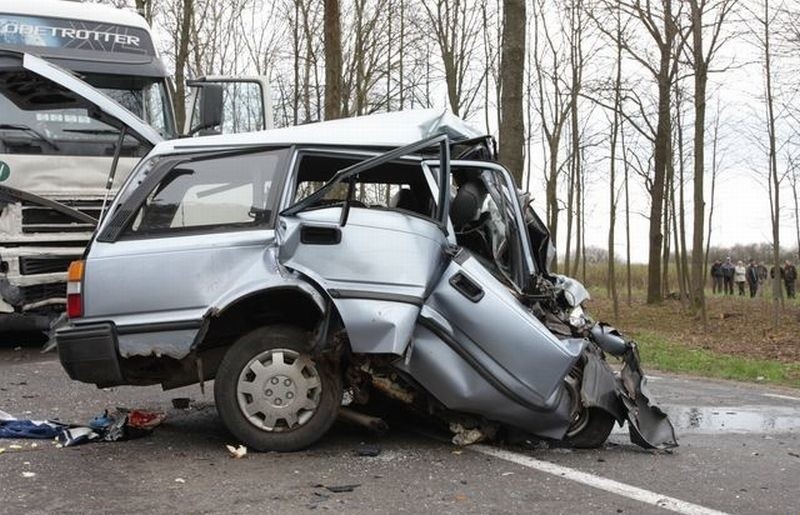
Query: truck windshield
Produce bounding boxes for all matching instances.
[0,74,172,157]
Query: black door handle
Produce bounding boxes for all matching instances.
[300,225,341,245]
[449,272,484,302]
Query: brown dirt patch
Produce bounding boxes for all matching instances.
[589,292,800,364]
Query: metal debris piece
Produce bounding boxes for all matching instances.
[338,408,389,434]
[450,423,489,446]
[323,484,361,493]
[354,444,381,457]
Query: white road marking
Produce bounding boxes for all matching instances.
[762,393,800,402]
[471,445,730,515]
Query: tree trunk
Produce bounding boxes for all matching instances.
[608,6,622,318]
[647,47,672,304]
[763,0,781,326]
[622,124,632,306]
[323,0,343,120]
[690,0,707,324]
[499,0,526,186]
[173,0,194,131]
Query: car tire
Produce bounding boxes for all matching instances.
[563,362,616,449]
[214,325,342,452]
[565,408,616,449]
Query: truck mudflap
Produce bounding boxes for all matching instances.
[581,343,678,450]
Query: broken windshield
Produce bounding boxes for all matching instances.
[0,72,171,156]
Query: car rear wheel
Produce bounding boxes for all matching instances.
[214,325,341,452]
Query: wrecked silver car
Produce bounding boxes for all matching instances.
[53,103,676,451]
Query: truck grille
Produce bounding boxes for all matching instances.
[19,255,81,275]
[21,199,101,233]
[20,283,66,304]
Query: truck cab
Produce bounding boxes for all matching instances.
[0,1,271,333]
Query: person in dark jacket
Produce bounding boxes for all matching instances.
[746,260,759,298]
[721,257,735,295]
[783,260,797,299]
[710,260,723,294]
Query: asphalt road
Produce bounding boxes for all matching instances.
[1,343,798,514]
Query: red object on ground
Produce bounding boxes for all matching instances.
[127,410,166,430]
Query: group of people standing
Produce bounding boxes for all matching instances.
[710,257,797,298]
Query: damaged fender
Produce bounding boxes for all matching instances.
[581,337,677,450]
[619,344,678,449]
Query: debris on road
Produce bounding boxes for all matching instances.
[21,471,36,478]
[0,408,165,447]
[338,408,389,434]
[226,444,248,458]
[127,410,166,431]
[0,419,64,439]
[171,398,191,409]
[321,484,361,493]
[354,444,381,457]
[174,478,186,484]
[449,423,496,446]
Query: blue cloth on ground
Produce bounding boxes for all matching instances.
[0,419,63,439]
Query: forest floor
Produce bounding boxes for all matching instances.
[590,290,800,388]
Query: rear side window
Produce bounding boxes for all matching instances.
[292,153,436,219]
[124,149,286,236]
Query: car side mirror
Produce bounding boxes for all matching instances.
[188,83,223,136]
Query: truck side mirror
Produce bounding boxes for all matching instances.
[188,83,223,136]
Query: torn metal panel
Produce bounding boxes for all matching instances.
[580,349,626,424]
[278,207,447,356]
[425,256,585,405]
[118,329,196,359]
[619,345,678,450]
[394,323,574,439]
[331,299,419,354]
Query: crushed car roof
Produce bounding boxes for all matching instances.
[158,109,485,153]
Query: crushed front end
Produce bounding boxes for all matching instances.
[0,185,98,333]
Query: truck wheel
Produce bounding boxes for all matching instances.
[563,366,615,449]
[214,325,341,452]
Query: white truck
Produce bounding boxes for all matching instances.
[0,0,271,333]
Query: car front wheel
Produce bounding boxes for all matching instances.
[214,325,341,452]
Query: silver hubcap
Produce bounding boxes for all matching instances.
[236,348,322,432]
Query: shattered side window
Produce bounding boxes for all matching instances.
[292,153,436,219]
[124,149,287,236]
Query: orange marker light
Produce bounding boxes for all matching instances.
[67,260,84,282]
[66,260,84,318]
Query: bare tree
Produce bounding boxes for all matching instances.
[745,0,783,326]
[532,0,571,271]
[591,0,688,304]
[607,1,623,318]
[421,0,487,119]
[499,0,526,185]
[686,0,738,323]
[324,0,343,119]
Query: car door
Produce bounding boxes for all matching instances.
[413,162,584,412]
[83,147,291,359]
[278,136,452,355]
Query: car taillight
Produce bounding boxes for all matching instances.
[66,260,84,318]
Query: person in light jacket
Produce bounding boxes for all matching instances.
[734,260,747,296]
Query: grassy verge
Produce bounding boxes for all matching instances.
[633,331,800,388]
